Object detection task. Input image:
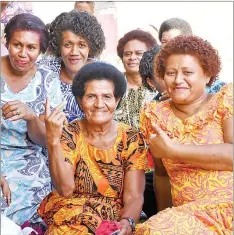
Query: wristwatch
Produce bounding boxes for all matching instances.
[121,217,136,232]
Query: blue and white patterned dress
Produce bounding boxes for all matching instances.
[37,56,84,123]
[1,66,62,225]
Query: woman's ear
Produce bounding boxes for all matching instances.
[205,76,211,85]
[76,97,83,111]
[115,97,121,108]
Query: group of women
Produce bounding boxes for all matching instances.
[1,7,232,235]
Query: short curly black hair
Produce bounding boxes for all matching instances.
[155,35,221,86]
[48,10,105,58]
[158,18,192,42]
[72,62,127,99]
[139,45,161,89]
[4,13,49,53]
[117,29,157,60]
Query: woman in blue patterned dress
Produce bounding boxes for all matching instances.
[38,10,105,123]
[1,13,62,226]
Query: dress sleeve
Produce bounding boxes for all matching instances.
[60,122,80,172]
[123,128,147,173]
[218,83,233,121]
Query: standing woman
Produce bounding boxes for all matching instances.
[1,13,62,226]
[114,29,157,128]
[38,10,105,123]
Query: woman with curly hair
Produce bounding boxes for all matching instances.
[135,35,233,234]
[38,10,105,123]
[114,29,157,129]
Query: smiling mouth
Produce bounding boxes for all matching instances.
[128,63,138,66]
[16,60,27,66]
[68,58,81,64]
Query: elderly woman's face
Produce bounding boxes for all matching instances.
[79,80,119,125]
[60,31,90,76]
[123,39,148,74]
[164,54,210,104]
[7,30,41,72]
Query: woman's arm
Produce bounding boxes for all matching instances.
[27,114,47,146]
[149,117,233,171]
[45,98,75,197]
[121,170,145,222]
[119,170,145,235]
[153,158,172,211]
[47,140,75,198]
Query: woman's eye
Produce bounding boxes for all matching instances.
[14,44,20,48]
[184,71,193,75]
[28,46,35,51]
[136,52,144,56]
[80,44,86,48]
[124,52,131,57]
[64,43,71,48]
[166,72,175,76]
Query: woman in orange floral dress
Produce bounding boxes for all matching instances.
[136,36,233,234]
[38,62,147,235]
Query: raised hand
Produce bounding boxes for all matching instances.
[44,97,67,145]
[1,100,36,122]
[149,123,175,159]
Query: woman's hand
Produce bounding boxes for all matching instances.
[119,219,132,235]
[1,100,36,121]
[1,176,11,206]
[44,98,67,145]
[149,123,176,159]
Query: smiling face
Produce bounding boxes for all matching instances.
[164,54,210,104]
[60,31,90,77]
[7,30,41,73]
[122,39,148,74]
[79,80,120,125]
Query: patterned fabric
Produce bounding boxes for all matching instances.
[136,84,233,234]
[114,84,157,129]
[206,79,226,94]
[1,67,62,225]
[38,121,147,234]
[37,56,85,122]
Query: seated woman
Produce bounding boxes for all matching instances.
[38,62,147,234]
[135,36,233,234]
[1,13,62,226]
[114,29,157,129]
[38,10,105,123]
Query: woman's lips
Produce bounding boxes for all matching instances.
[68,58,81,64]
[15,60,27,66]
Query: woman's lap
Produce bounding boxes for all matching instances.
[135,199,233,235]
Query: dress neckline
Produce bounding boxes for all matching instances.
[76,120,123,151]
[167,93,217,123]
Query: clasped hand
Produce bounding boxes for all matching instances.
[1,100,35,121]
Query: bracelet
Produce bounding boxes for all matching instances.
[121,217,136,232]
